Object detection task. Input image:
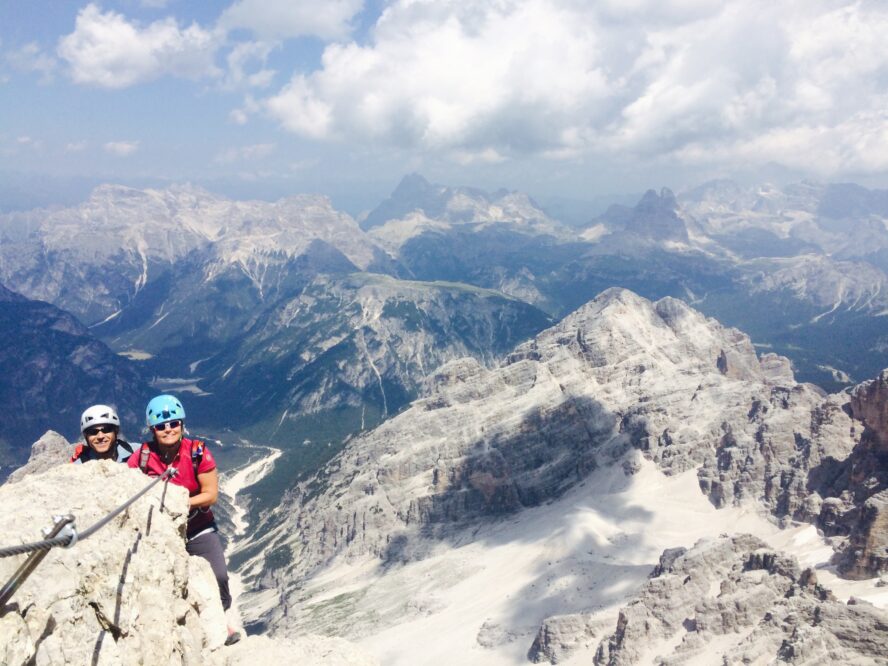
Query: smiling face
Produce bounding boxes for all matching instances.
[84,425,118,457]
[152,419,183,449]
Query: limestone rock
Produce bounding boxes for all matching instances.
[0,462,219,665]
[476,619,535,650]
[814,370,888,577]
[838,490,888,579]
[4,431,69,484]
[592,535,888,665]
[528,613,606,663]
[849,369,888,444]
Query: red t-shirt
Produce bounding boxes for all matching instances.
[128,437,217,538]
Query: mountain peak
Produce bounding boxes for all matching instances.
[636,187,677,213]
[622,186,687,242]
[393,172,434,197]
[515,287,768,387]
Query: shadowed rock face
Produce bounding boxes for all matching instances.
[820,370,888,578]
[0,284,150,475]
[592,535,888,666]
[623,188,689,243]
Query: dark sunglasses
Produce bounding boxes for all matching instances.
[84,425,117,436]
[152,419,182,432]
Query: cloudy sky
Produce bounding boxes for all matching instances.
[2,0,887,212]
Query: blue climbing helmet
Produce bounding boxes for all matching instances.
[145,394,186,428]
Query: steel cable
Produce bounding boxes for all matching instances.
[0,467,177,558]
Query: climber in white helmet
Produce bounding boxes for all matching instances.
[70,404,133,464]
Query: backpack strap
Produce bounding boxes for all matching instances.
[69,443,86,463]
[139,443,151,472]
[191,440,205,478]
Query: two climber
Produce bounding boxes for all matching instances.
[73,396,241,646]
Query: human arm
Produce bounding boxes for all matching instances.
[189,467,219,508]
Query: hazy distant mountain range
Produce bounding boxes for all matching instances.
[0,174,886,462]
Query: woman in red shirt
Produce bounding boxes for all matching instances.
[129,394,240,645]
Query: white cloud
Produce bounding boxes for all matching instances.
[229,94,262,125]
[218,0,364,40]
[5,42,57,83]
[229,108,249,125]
[57,3,220,88]
[260,0,888,177]
[66,141,88,152]
[215,143,275,164]
[11,136,44,151]
[104,140,140,156]
[221,41,276,91]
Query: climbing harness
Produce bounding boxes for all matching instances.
[0,466,178,611]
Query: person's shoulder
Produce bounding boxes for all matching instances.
[116,439,134,463]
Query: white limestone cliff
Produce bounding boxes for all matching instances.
[0,459,377,666]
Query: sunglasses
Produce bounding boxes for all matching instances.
[152,420,182,432]
[84,425,116,437]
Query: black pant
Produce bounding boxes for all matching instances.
[186,530,232,611]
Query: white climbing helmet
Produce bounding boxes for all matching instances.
[80,404,121,433]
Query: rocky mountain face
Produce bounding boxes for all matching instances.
[196,273,551,435]
[234,289,886,633]
[812,370,888,579]
[363,174,577,312]
[587,535,888,665]
[225,288,888,664]
[362,173,566,238]
[593,188,690,245]
[0,184,395,325]
[680,180,888,263]
[0,455,378,666]
[0,283,150,476]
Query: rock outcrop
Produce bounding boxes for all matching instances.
[593,535,888,665]
[0,462,222,665]
[805,370,888,578]
[4,431,69,484]
[528,613,610,663]
[0,462,377,665]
